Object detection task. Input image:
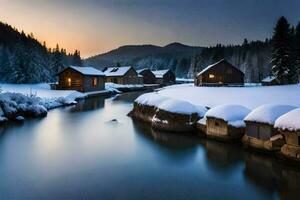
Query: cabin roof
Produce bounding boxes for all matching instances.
[137,68,149,74]
[244,104,297,125]
[103,66,133,76]
[197,59,242,76]
[57,66,105,76]
[152,69,170,78]
[275,108,300,132]
[262,76,276,83]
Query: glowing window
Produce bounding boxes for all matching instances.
[209,74,215,79]
[93,77,98,86]
[67,78,71,86]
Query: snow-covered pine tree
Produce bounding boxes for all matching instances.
[271,16,294,84]
[294,22,300,83]
[72,50,82,66]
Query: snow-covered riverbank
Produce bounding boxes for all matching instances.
[157,84,300,109]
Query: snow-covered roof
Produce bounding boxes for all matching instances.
[152,70,170,78]
[244,104,297,125]
[137,68,149,74]
[197,59,241,76]
[104,66,133,77]
[135,93,169,107]
[205,104,251,122]
[275,108,300,132]
[262,76,276,83]
[60,66,105,76]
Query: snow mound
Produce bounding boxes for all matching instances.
[205,104,251,122]
[157,98,207,116]
[244,104,297,125]
[275,108,300,131]
[135,92,169,107]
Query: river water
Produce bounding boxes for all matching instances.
[0,92,299,200]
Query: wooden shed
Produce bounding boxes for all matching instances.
[195,59,244,86]
[152,69,176,85]
[137,68,156,84]
[243,105,296,152]
[275,108,300,162]
[205,104,250,142]
[56,66,105,92]
[103,66,139,85]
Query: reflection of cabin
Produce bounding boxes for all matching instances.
[56,66,105,92]
[261,76,280,86]
[103,66,139,84]
[275,108,300,161]
[152,69,176,85]
[195,59,244,86]
[243,105,296,152]
[137,68,156,84]
[205,105,250,141]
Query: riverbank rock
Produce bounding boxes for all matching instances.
[131,92,207,132]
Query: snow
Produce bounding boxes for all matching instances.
[157,98,207,116]
[0,116,8,123]
[157,84,300,109]
[104,66,132,76]
[135,92,207,117]
[198,117,207,125]
[15,116,25,121]
[135,93,169,107]
[205,104,251,124]
[152,70,170,78]
[275,108,300,131]
[262,76,276,83]
[228,120,246,128]
[68,66,105,76]
[244,104,297,125]
[105,83,143,93]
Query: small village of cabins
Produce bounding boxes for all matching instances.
[55,59,300,163]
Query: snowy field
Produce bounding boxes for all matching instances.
[157,84,300,109]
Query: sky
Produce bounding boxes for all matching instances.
[1,0,300,57]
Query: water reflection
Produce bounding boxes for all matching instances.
[0,92,300,199]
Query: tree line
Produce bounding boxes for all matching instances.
[271,16,300,84]
[0,22,82,83]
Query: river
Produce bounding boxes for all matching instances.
[0,92,299,200]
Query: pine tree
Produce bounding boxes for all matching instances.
[72,50,82,66]
[271,16,294,84]
[50,44,64,75]
[293,22,300,83]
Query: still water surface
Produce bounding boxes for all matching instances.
[0,92,299,200]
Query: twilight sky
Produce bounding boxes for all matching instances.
[1,0,300,57]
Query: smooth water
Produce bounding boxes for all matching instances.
[0,92,299,200]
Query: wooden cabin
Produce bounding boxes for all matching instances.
[243,105,296,152]
[56,66,105,92]
[261,76,280,86]
[103,66,139,85]
[152,69,176,85]
[275,108,300,162]
[137,68,156,84]
[205,105,250,142]
[195,59,244,86]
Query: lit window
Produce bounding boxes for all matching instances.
[93,77,98,86]
[67,78,71,86]
[209,74,215,79]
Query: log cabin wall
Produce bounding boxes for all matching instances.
[245,122,275,141]
[57,68,105,92]
[207,118,228,137]
[284,132,300,147]
[139,70,156,84]
[196,61,244,86]
[163,71,176,84]
[122,68,139,84]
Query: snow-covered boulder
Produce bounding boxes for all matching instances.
[206,104,251,128]
[275,108,300,132]
[130,92,207,132]
[0,116,8,124]
[244,104,297,125]
[152,99,207,132]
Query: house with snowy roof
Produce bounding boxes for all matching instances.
[137,68,156,84]
[103,66,139,85]
[243,104,296,152]
[56,66,105,92]
[195,59,244,86]
[151,69,175,85]
[275,108,300,161]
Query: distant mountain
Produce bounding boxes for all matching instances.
[84,43,203,77]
